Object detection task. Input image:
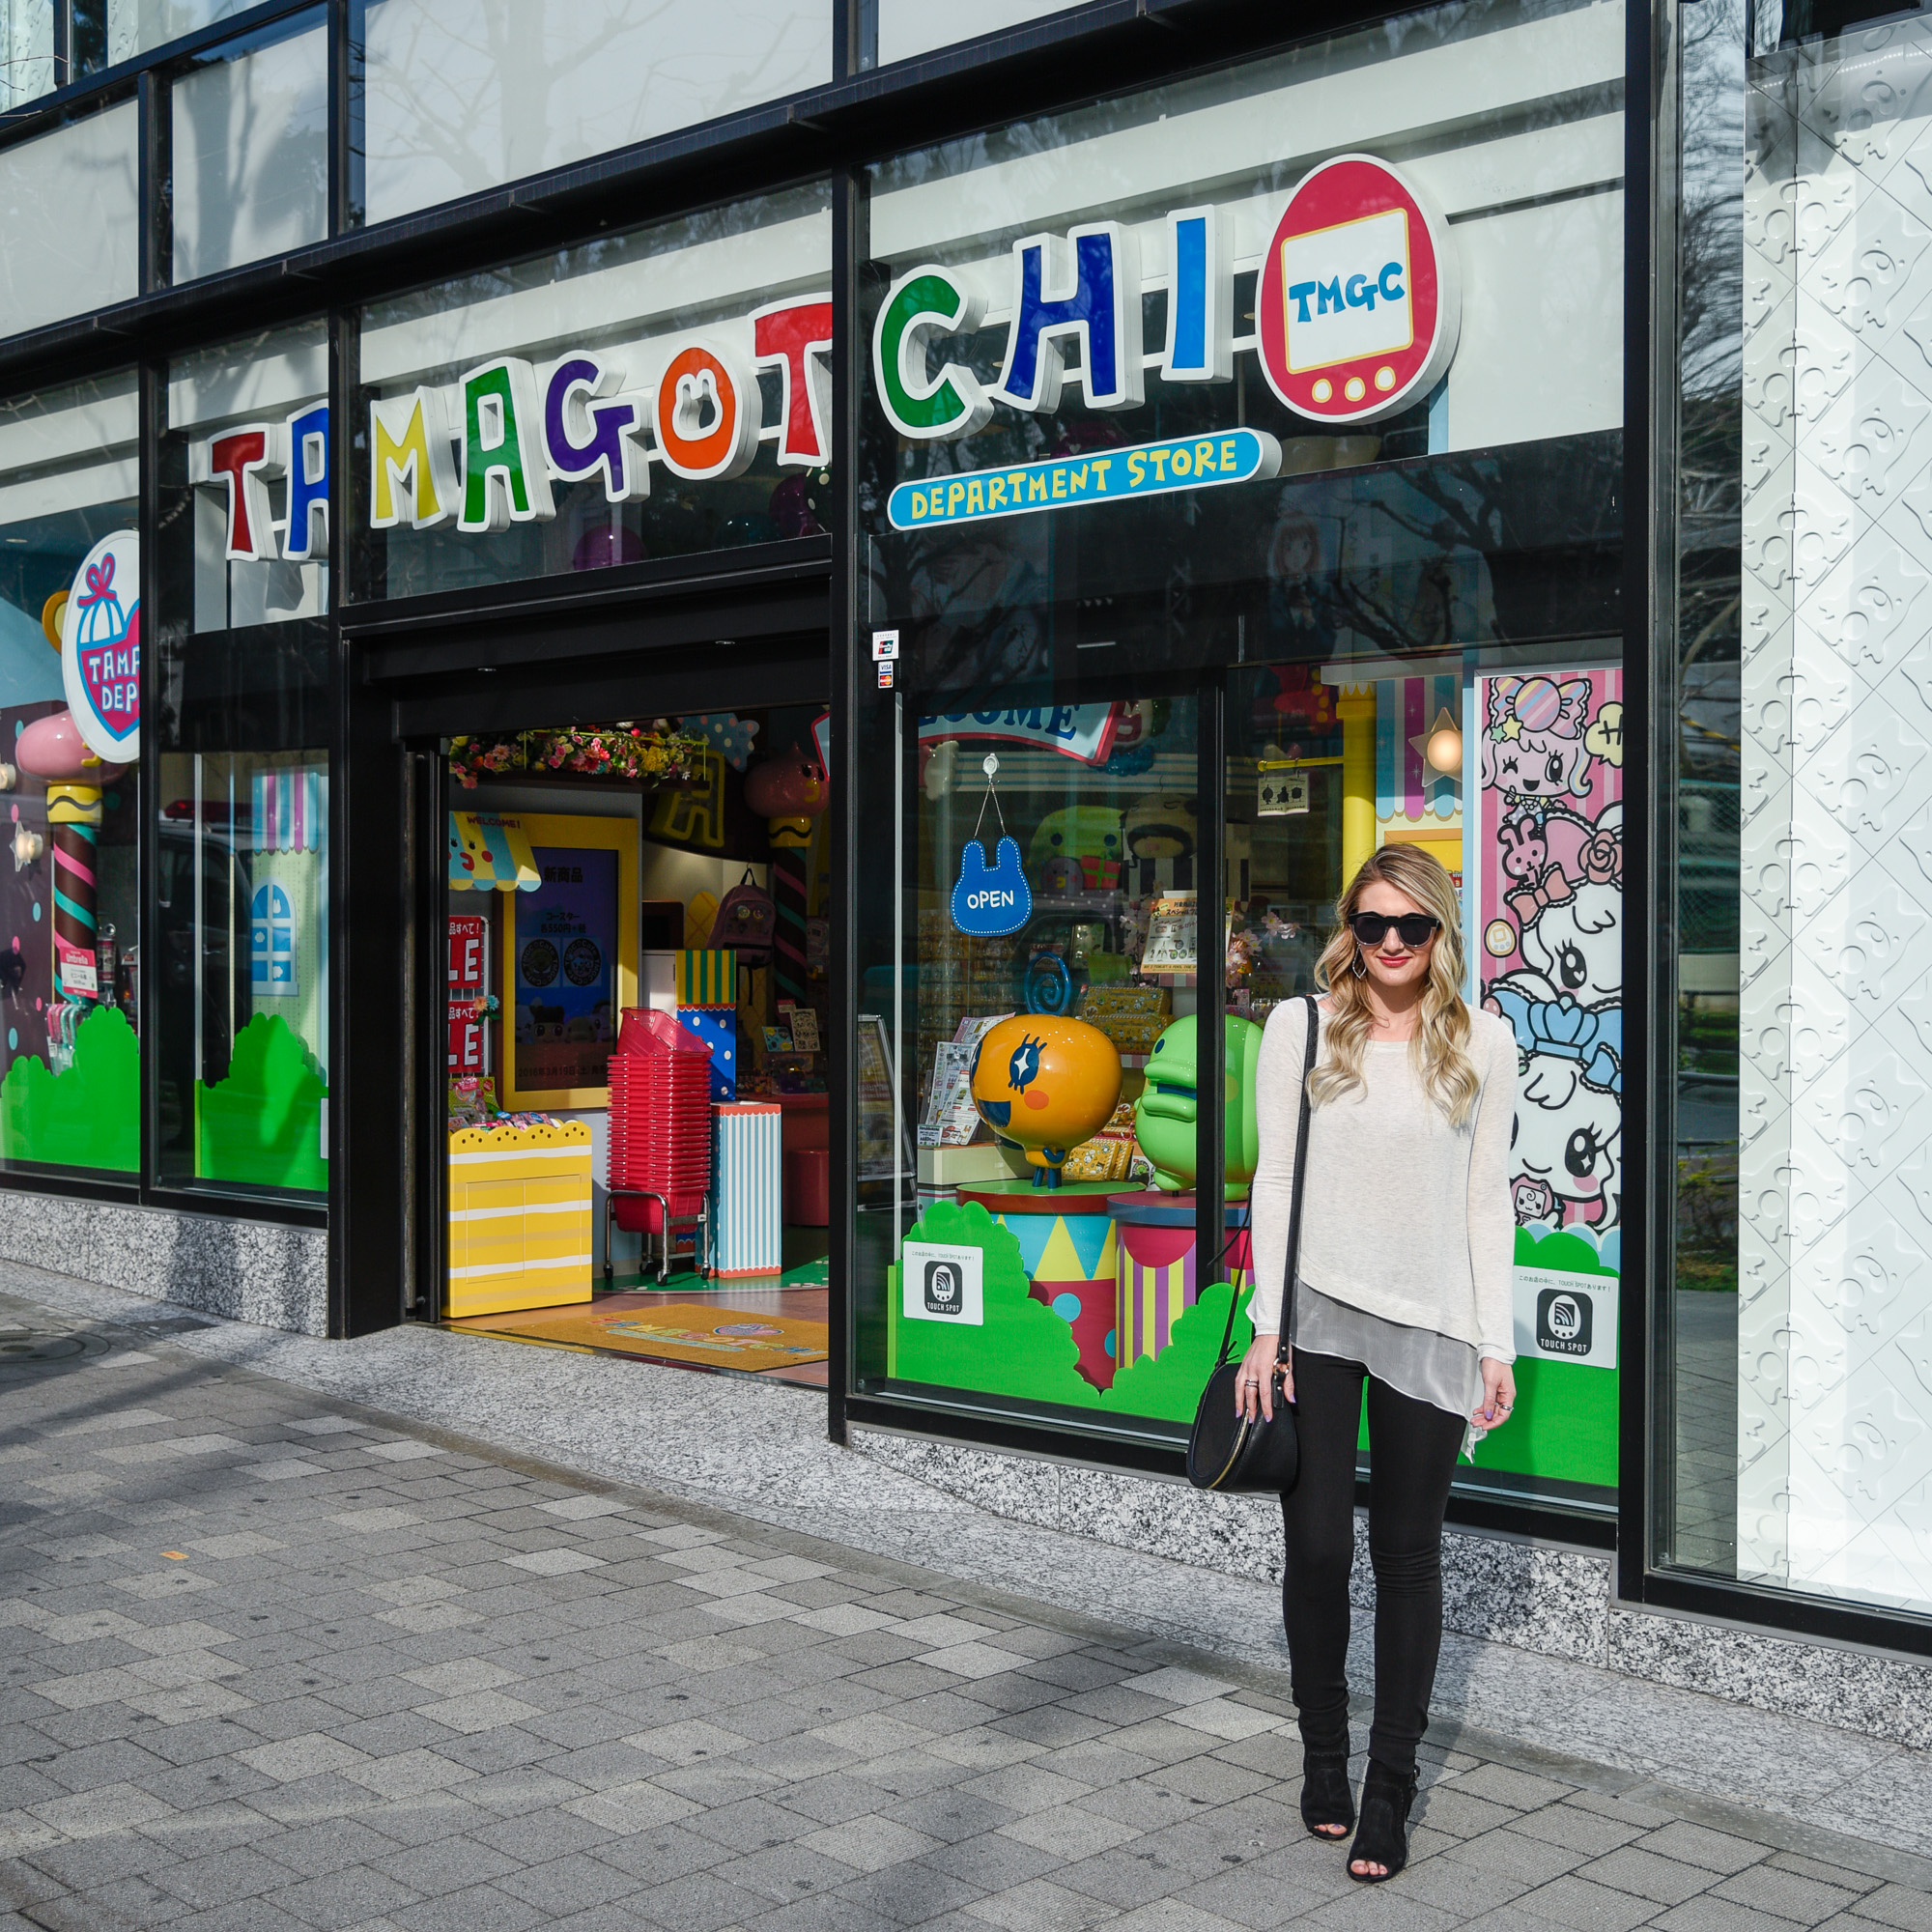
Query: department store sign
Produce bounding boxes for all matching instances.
[191,297,834,553]
[877,153,1459,531]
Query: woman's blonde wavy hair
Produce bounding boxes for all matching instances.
[1308,845,1480,1128]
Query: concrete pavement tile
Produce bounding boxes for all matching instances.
[1850,1890,1932,1932]
[963,1875,1122,1929]
[1650,1902,1788,1932]
[27,1776,174,1838]
[1512,1873,1668,1932]
[156,1845,302,1909]
[1633,1821,1771,1876]
[391,1880,548,1931]
[604,1868,768,1930]
[999,1802,1145,1860]
[801,1813,944,1872]
[237,1730,373,1783]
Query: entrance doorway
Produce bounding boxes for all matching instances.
[438,698,832,1386]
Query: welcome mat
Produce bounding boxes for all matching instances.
[457,1301,828,1373]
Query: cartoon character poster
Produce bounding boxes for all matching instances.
[1475,669,1623,1491]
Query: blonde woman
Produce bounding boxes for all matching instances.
[1240,846,1517,1883]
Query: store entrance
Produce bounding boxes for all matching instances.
[437,695,833,1387]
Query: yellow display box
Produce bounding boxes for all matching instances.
[446,1120,594,1318]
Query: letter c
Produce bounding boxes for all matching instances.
[1379,260,1406,302]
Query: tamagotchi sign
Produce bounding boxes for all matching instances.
[61,530,140,763]
[1257,155,1460,426]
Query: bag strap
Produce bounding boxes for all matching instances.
[1213,993,1320,1370]
[1278,993,1319,1367]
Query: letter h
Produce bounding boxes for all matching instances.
[991,221,1143,413]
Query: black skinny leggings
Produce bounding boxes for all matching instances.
[1278,1347,1466,1776]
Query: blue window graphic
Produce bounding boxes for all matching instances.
[250,882,298,997]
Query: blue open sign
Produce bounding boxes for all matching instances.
[951,836,1032,937]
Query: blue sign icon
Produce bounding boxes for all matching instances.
[952,836,1032,937]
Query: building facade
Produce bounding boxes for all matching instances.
[2,0,1929,1738]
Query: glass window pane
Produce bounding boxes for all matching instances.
[1665,0,1932,1619]
[876,0,1079,68]
[156,326,330,1201]
[0,104,139,339]
[168,319,330,630]
[171,18,328,284]
[360,0,832,229]
[0,4,55,110]
[356,183,830,602]
[885,693,1207,1428]
[104,1,259,64]
[153,748,329,1196]
[854,0,1627,1478]
[0,370,142,1179]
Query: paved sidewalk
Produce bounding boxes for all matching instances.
[4,1291,1932,1932]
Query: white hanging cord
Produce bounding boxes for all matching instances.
[969,753,1009,846]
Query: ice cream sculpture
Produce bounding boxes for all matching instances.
[969,1013,1122,1190]
[1132,1013,1266,1198]
[13,631,128,1025]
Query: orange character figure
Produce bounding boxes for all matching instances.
[969,1013,1122,1190]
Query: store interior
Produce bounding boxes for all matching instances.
[442,702,833,1386]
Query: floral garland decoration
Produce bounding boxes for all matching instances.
[450,724,706,790]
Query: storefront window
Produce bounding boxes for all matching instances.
[853,0,1627,1483]
[155,326,331,1200]
[1662,0,1932,1617]
[0,104,139,341]
[0,371,142,1178]
[355,183,832,602]
[171,12,328,285]
[357,0,832,229]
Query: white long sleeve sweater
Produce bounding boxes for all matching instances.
[1246,998,1519,1360]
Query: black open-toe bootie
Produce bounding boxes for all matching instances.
[1347,1759,1418,1882]
[1297,1734,1355,1840]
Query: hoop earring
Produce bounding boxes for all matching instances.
[1351,951,1368,980]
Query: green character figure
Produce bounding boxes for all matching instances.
[1028,806,1124,895]
[1131,1013,1266,1198]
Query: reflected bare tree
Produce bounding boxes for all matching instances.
[361,0,826,221]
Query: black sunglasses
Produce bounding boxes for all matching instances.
[1350,912,1441,948]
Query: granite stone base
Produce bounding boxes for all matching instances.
[851,1423,1932,1748]
[0,1188,326,1336]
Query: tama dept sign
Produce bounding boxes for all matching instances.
[1258,155,1460,425]
[61,531,140,763]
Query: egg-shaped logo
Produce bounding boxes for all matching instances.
[1257,155,1460,426]
[60,529,140,764]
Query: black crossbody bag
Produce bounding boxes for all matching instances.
[1186,994,1319,1493]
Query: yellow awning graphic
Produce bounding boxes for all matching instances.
[448,812,540,892]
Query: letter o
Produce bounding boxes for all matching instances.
[653,342,761,482]
[1171,446,1192,476]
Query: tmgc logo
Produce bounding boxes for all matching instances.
[1257,154,1460,426]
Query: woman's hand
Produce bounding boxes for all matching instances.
[1235,1333,1292,1423]
[1472,1358,1516,1431]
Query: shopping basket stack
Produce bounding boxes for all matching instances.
[608,1007,714,1238]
